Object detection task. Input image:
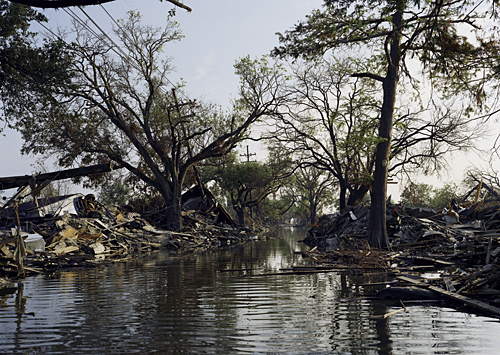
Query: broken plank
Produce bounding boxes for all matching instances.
[397,275,500,317]
[0,238,17,247]
[0,245,13,258]
[0,236,27,247]
[251,270,338,276]
[358,280,399,287]
[51,246,79,255]
[252,267,385,277]
[404,255,454,266]
[23,266,43,274]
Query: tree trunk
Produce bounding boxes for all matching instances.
[310,203,317,225]
[339,184,347,211]
[236,207,245,225]
[159,181,183,232]
[164,201,182,231]
[368,10,402,249]
[347,186,370,207]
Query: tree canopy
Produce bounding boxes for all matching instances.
[272,0,500,248]
[203,144,293,225]
[0,0,73,130]
[10,11,288,231]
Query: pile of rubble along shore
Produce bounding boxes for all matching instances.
[0,194,269,278]
[301,186,500,316]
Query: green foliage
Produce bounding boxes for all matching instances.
[262,193,296,223]
[216,161,273,199]
[292,165,335,224]
[400,182,433,207]
[429,183,460,209]
[99,180,131,206]
[206,149,293,224]
[400,181,461,209]
[0,1,74,130]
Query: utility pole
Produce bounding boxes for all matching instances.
[240,145,256,162]
[240,145,257,219]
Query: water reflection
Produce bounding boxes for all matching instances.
[0,227,499,354]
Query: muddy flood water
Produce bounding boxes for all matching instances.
[1,227,500,354]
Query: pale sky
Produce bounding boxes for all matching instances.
[0,0,324,176]
[0,0,497,200]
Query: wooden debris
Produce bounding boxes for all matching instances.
[0,194,270,278]
[298,186,500,317]
[52,246,79,256]
[383,301,406,318]
[398,275,500,317]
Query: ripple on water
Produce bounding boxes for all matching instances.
[1,230,500,354]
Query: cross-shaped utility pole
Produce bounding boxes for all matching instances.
[240,145,257,219]
[240,145,256,162]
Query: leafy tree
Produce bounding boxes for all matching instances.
[99,180,131,206]
[11,12,287,231]
[262,191,297,224]
[430,183,460,209]
[210,161,274,225]
[293,165,335,224]
[400,182,433,207]
[272,0,500,248]
[206,149,293,225]
[0,0,73,130]
[400,181,461,208]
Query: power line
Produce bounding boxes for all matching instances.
[43,5,194,111]
[99,4,121,29]
[96,4,192,102]
[64,8,101,42]
[77,6,129,60]
[35,19,61,40]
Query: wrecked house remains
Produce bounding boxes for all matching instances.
[0,164,268,278]
[299,180,500,317]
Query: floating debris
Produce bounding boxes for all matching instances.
[298,182,500,317]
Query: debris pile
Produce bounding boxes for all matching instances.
[0,194,268,278]
[301,183,500,317]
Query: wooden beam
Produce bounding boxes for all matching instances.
[0,163,121,191]
[9,0,192,12]
[9,0,115,8]
[397,275,500,317]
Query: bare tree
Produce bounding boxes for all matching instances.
[265,56,485,214]
[267,57,381,210]
[13,12,287,231]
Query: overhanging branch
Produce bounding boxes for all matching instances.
[9,0,192,12]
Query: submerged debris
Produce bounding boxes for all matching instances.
[300,183,500,317]
[0,194,268,278]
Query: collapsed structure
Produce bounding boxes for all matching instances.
[0,164,267,278]
[302,181,500,317]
